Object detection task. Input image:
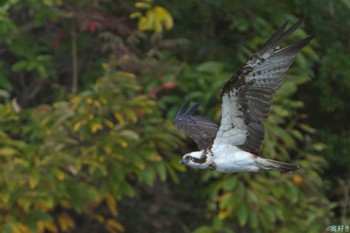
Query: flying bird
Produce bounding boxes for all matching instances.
[174,18,313,173]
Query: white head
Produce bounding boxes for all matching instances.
[180,151,211,170]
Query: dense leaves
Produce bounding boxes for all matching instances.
[0,0,348,232]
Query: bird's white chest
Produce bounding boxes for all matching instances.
[211,144,259,173]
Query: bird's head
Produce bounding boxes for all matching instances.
[180,151,210,170]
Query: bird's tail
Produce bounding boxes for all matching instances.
[256,157,300,173]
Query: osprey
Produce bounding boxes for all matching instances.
[174,18,313,173]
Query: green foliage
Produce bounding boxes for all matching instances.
[0,67,182,232]
[300,1,350,225]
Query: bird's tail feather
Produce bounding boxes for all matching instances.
[256,157,300,173]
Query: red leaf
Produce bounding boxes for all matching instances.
[52,29,66,48]
[80,12,108,32]
[162,82,177,89]
[134,109,144,117]
[89,22,97,33]
[149,86,160,98]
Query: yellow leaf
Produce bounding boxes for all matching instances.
[124,109,138,123]
[103,145,112,154]
[154,6,168,17]
[12,223,32,233]
[17,198,30,212]
[106,219,124,232]
[95,214,105,223]
[11,225,20,233]
[73,121,82,131]
[37,221,58,233]
[57,213,75,232]
[36,197,54,210]
[102,63,109,70]
[138,16,148,30]
[104,119,114,128]
[97,97,106,106]
[162,14,173,30]
[71,95,81,106]
[215,192,232,202]
[60,200,71,209]
[13,157,24,165]
[116,139,128,148]
[54,169,65,181]
[37,221,45,233]
[154,6,173,30]
[93,100,101,107]
[42,221,58,233]
[114,113,125,125]
[90,122,103,133]
[134,2,151,9]
[145,10,155,29]
[153,20,162,33]
[86,97,93,104]
[117,71,136,78]
[0,147,16,156]
[29,171,40,189]
[46,129,53,135]
[0,193,9,204]
[106,193,118,216]
[129,12,142,19]
[218,208,229,219]
[293,174,303,186]
[150,153,162,162]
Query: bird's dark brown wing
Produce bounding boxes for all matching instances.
[174,101,219,150]
[214,17,313,155]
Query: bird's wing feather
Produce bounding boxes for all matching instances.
[174,101,219,150]
[213,18,313,155]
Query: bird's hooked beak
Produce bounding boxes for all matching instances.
[179,158,187,165]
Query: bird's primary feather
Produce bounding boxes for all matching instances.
[174,100,218,150]
[216,17,313,155]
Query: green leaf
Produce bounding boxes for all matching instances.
[249,212,259,229]
[29,170,40,189]
[223,177,237,191]
[262,207,276,223]
[165,163,179,184]
[25,210,52,231]
[119,129,140,140]
[196,61,224,74]
[192,225,214,233]
[155,163,166,181]
[237,202,249,226]
[246,189,258,203]
[121,182,135,197]
[140,168,155,186]
[11,60,28,72]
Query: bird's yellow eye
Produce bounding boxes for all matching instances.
[189,156,193,160]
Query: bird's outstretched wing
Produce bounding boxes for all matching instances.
[213,18,313,155]
[174,101,219,150]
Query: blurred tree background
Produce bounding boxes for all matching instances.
[0,0,348,232]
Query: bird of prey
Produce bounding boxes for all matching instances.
[174,18,313,173]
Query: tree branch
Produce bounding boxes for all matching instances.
[71,23,78,94]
